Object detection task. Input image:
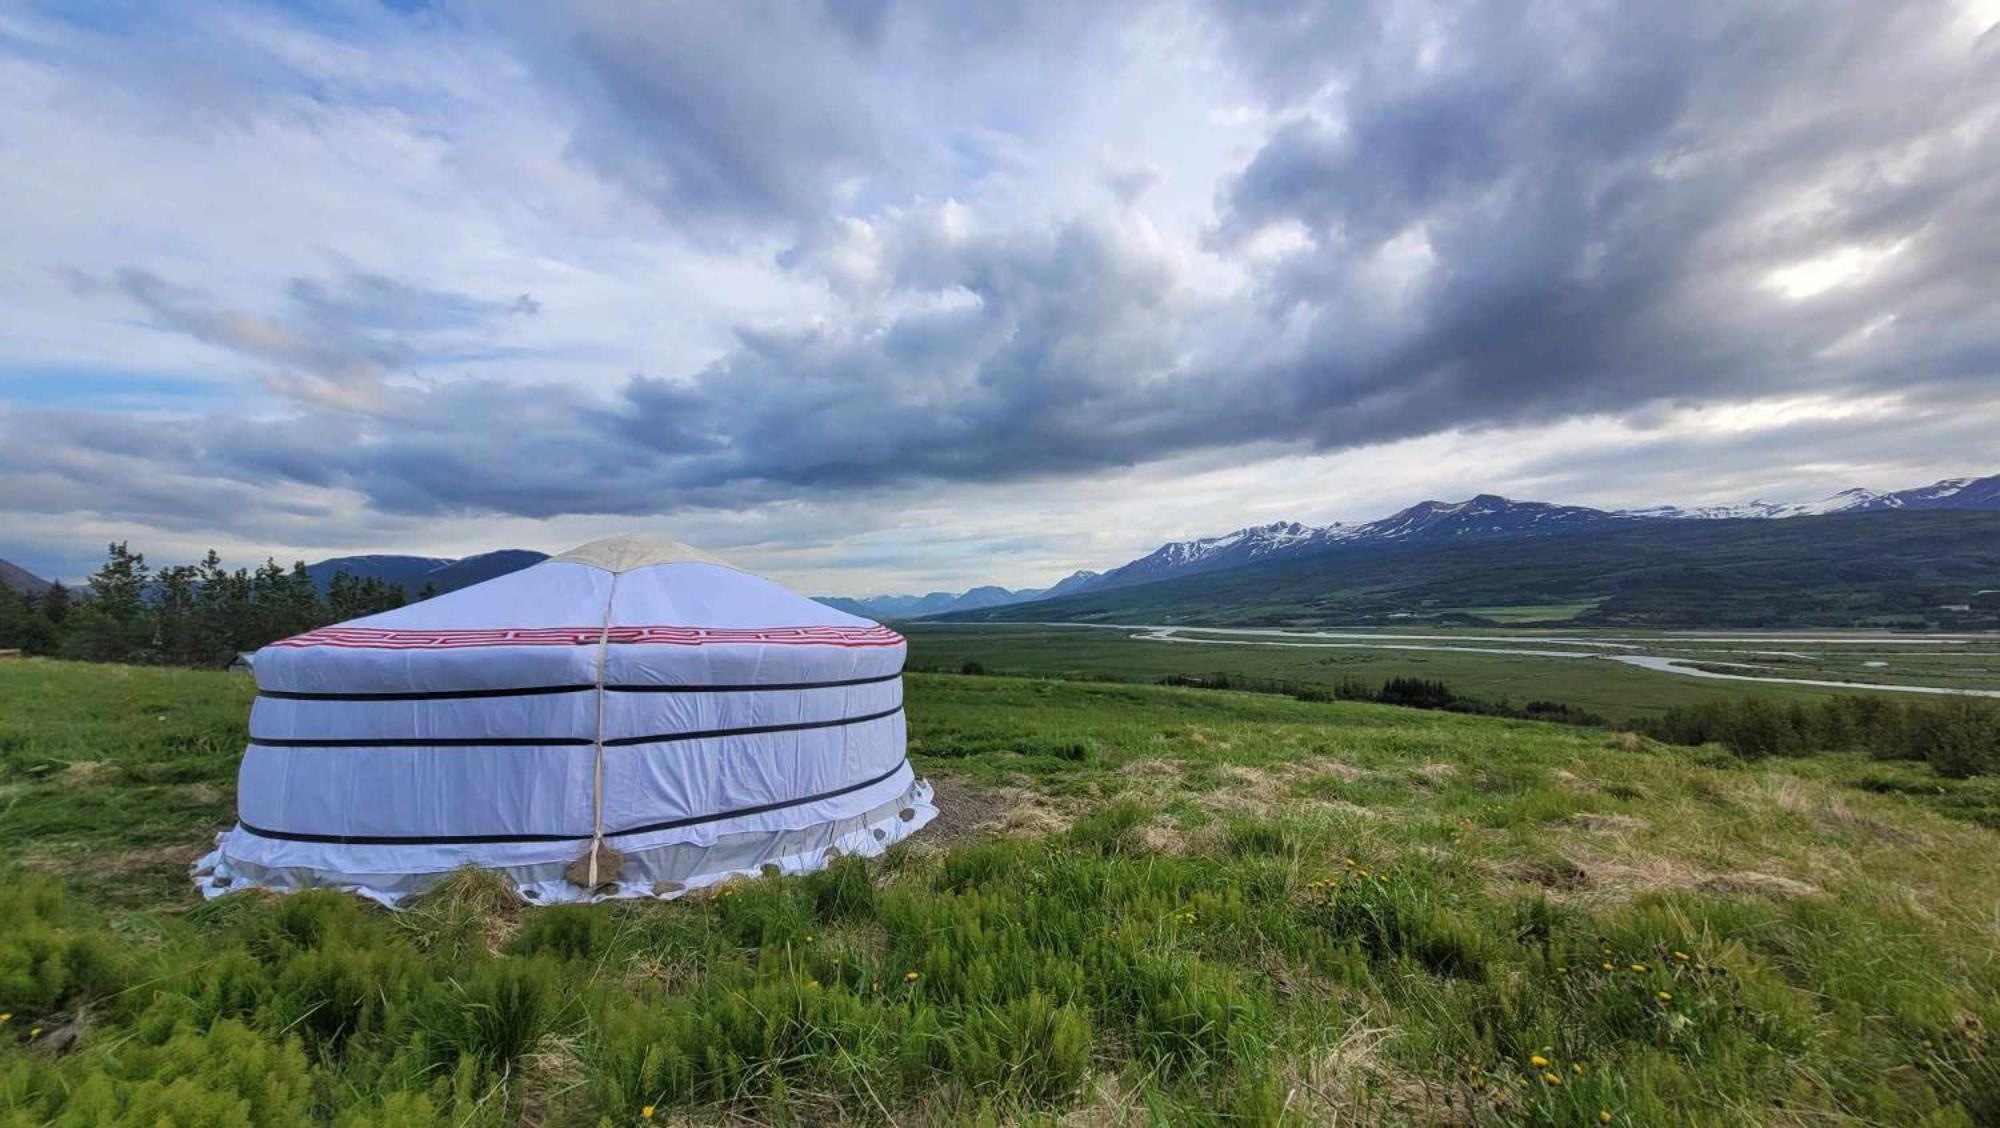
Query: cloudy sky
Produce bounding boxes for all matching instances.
[3,1,1996,594]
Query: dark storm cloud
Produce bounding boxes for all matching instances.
[499,0,1135,233]
[10,1,1997,533]
[1201,0,2000,447]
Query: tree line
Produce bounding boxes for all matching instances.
[1635,693,2000,779]
[0,542,418,667]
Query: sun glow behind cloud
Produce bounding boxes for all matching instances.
[1762,241,1908,301]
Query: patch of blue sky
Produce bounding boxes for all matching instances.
[0,368,246,412]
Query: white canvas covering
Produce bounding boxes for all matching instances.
[195,535,935,906]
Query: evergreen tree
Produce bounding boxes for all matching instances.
[153,563,201,665]
[0,587,58,653]
[39,580,71,624]
[87,542,149,623]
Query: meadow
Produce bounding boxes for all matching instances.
[904,624,2000,719]
[2,659,1998,1124]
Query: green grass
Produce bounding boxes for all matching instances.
[902,624,1999,721]
[1449,601,1603,623]
[2,660,1998,1124]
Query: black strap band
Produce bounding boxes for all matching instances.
[233,758,912,845]
[257,670,902,703]
[603,704,903,747]
[248,703,904,749]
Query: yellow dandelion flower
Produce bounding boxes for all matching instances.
[1529,1054,1550,1068]
[1542,1072,1561,1086]
[1343,857,1356,867]
[1672,950,1690,962]
[1356,868,1370,878]
[1600,961,1614,971]
[0,1013,9,1024]
[1629,963,1647,973]
[904,970,920,982]
[642,1105,656,1120]
[1572,1063,1584,1074]
[1656,991,1673,1002]
[1599,1112,1613,1124]
[1556,965,1568,973]
[28,1028,41,1040]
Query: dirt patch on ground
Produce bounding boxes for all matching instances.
[921,775,1071,843]
[1570,812,1647,833]
[1486,855,1592,891]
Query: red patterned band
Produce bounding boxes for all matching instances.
[267,624,906,650]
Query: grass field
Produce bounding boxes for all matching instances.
[3,659,1998,1124]
[902,625,2000,720]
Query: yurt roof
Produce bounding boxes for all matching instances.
[550,533,736,573]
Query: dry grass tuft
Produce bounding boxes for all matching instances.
[57,760,113,785]
[1699,871,1824,899]
[400,865,525,955]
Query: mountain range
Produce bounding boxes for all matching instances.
[868,471,2000,616]
[302,549,549,597]
[3,472,1994,620]
[939,508,2000,630]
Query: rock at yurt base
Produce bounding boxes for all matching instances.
[194,535,936,906]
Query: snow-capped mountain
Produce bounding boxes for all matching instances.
[1855,475,2000,511]
[1085,521,1348,591]
[1050,474,1998,602]
[1075,498,1629,595]
[1623,474,2000,520]
[1346,495,1625,541]
[834,472,1998,618]
[1620,495,1864,520]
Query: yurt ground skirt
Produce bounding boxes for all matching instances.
[195,774,936,907]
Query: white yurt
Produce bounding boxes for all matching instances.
[195,535,935,906]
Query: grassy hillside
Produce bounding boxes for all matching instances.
[3,660,1998,1123]
[942,510,2000,629]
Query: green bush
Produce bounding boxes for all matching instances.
[1641,694,1999,776]
[1907,699,2000,779]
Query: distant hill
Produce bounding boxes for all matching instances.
[0,559,52,597]
[939,510,2000,630]
[305,549,549,597]
[814,584,1048,620]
